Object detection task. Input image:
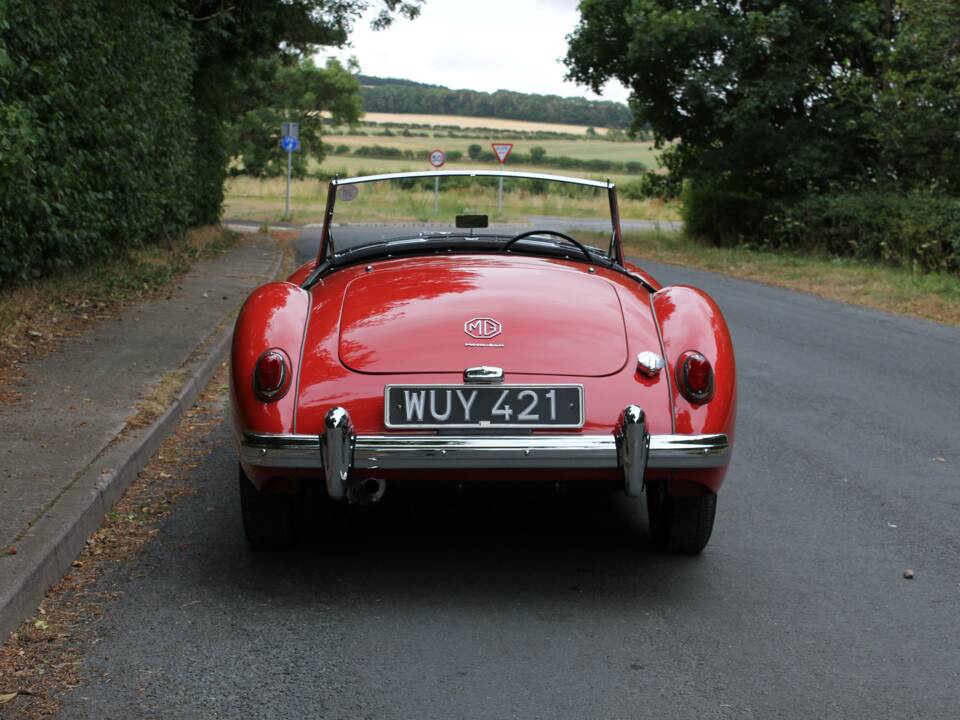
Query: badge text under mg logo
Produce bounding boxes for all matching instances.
[464,317,502,339]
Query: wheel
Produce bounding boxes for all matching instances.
[238,464,299,550]
[645,480,717,554]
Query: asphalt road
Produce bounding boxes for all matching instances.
[57,244,960,718]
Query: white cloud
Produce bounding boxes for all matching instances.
[320,0,629,103]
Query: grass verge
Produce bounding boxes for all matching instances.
[0,365,230,719]
[0,226,238,404]
[619,230,960,326]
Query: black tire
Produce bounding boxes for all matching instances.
[645,480,717,554]
[238,465,299,550]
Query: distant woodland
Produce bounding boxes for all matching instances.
[357,75,633,128]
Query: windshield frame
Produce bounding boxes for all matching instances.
[317,170,624,266]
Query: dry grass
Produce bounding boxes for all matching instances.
[0,365,230,719]
[224,177,682,225]
[617,230,960,326]
[357,111,610,135]
[0,227,237,405]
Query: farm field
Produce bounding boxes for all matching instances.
[226,113,674,223]
[321,133,660,167]
[223,176,681,225]
[359,111,611,135]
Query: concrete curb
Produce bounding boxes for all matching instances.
[0,240,283,642]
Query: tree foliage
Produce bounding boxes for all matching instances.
[566,0,960,257]
[569,0,956,194]
[228,57,361,177]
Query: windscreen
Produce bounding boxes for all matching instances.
[327,175,614,256]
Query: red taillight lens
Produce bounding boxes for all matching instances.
[676,351,714,404]
[253,349,289,402]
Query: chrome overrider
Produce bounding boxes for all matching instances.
[240,405,730,502]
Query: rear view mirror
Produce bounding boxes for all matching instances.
[456,214,488,229]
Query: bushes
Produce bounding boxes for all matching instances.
[763,192,960,274]
[352,144,405,159]
[619,173,681,201]
[0,0,205,283]
[681,183,767,245]
[681,181,960,273]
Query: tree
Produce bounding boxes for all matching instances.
[565,0,960,209]
[529,145,546,162]
[467,143,482,160]
[228,57,361,177]
[181,0,423,220]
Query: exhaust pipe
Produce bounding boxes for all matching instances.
[346,477,386,505]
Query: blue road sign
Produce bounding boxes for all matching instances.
[279,136,299,152]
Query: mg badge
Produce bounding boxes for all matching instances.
[464,317,502,339]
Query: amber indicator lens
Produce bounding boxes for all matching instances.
[677,351,714,404]
[254,350,288,401]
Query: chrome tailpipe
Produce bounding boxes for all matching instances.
[346,476,386,505]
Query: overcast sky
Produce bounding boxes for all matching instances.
[321,0,630,104]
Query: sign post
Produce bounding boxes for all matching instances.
[491,143,514,213]
[279,122,300,219]
[428,149,445,213]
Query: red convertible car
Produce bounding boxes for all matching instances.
[231,171,735,553]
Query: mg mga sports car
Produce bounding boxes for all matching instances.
[231,170,735,553]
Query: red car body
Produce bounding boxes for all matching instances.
[230,171,735,552]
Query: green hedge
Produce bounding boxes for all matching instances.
[681,183,767,243]
[681,181,960,273]
[763,192,960,274]
[0,0,209,282]
[619,173,681,201]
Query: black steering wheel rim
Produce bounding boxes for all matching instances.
[502,229,594,264]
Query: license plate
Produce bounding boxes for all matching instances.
[384,385,584,428]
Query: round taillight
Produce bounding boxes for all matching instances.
[253,349,290,402]
[676,350,714,404]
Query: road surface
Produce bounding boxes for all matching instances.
[58,244,960,719]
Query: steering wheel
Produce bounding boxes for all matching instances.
[502,229,594,264]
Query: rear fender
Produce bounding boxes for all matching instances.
[231,282,310,440]
[651,285,736,493]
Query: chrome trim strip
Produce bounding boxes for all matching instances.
[354,434,618,470]
[331,169,613,189]
[463,366,504,384]
[239,431,729,471]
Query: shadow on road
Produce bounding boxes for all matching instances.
[187,458,719,615]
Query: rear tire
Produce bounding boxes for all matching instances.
[645,480,717,554]
[238,465,299,550]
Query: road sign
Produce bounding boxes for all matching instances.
[279,136,299,152]
[491,143,514,164]
[429,149,446,168]
[281,122,299,140]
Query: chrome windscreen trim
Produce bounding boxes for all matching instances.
[331,169,612,189]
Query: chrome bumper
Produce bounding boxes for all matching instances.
[239,405,730,502]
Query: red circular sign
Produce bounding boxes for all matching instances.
[429,149,446,168]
